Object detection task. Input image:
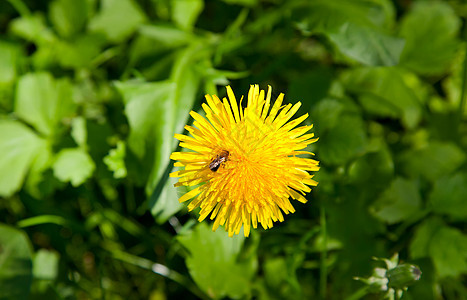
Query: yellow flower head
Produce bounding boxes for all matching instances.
[170,85,319,237]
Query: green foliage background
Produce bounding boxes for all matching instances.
[0,0,466,299]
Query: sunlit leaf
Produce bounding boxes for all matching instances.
[0,120,48,197]
[49,0,87,37]
[33,249,59,280]
[15,72,76,136]
[88,0,146,42]
[171,0,204,31]
[177,222,257,299]
[53,148,95,187]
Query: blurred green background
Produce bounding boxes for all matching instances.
[1,0,466,299]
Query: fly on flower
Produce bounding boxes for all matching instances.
[170,85,319,237]
[209,150,229,172]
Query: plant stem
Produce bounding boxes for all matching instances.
[345,286,371,300]
[109,249,209,300]
[320,203,328,300]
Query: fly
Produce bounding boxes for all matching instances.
[209,150,229,172]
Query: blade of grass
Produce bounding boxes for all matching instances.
[109,248,209,300]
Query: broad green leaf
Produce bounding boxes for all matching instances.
[9,13,56,44]
[429,173,467,220]
[117,44,203,195]
[56,34,104,69]
[341,67,422,129]
[410,217,443,259]
[301,0,400,65]
[429,225,467,278]
[33,249,59,280]
[15,72,76,137]
[171,0,204,31]
[411,218,467,277]
[88,0,146,42]
[328,23,404,66]
[24,143,54,198]
[49,0,87,37]
[399,142,466,182]
[305,0,395,32]
[177,222,257,299]
[103,141,127,179]
[0,224,33,299]
[149,164,184,224]
[53,148,95,187]
[288,67,333,109]
[370,177,421,224]
[399,1,460,75]
[348,146,394,184]
[0,120,48,197]
[115,80,176,193]
[317,113,367,165]
[311,97,359,132]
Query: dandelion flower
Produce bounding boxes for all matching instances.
[170,85,319,237]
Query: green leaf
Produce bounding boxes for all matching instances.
[0,41,22,111]
[341,67,422,129]
[400,142,466,182]
[370,177,421,224]
[103,141,127,179]
[0,41,21,84]
[115,80,176,193]
[429,173,467,220]
[411,218,467,278]
[149,166,184,224]
[399,1,460,75]
[177,222,257,299]
[56,34,104,69]
[328,22,405,66]
[116,44,203,195]
[0,224,33,299]
[317,113,367,165]
[301,0,401,66]
[171,0,204,31]
[9,13,56,44]
[348,147,394,184]
[33,249,59,280]
[0,120,48,197]
[429,226,467,278]
[410,218,442,259]
[15,72,76,136]
[49,0,88,37]
[306,0,395,32]
[138,24,194,48]
[71,117,87,148]
[52,148,95,187]
[88,0,146,42]
[221,0,258,6]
